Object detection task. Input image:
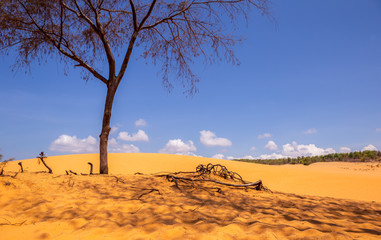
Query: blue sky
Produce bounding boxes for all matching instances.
[1,0,380,160]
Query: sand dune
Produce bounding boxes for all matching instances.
[1,153,381,239]
[3,153,381,201]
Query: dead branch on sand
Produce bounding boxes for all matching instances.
[18,162,23,173]
[155,163,269,193]
[0,158,15,176]
[0,218,26,226]
[37,152,52,174]
[111,175,161,199]
[88,162,93,175]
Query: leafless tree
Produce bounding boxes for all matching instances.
[0,0,271,174]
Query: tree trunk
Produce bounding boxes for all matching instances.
[99,84,117,174]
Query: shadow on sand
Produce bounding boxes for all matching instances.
[0,172,380,239]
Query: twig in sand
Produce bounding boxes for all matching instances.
[88,162,93,175]
[136,189,161,199]
[18,162,23,173]
[0,218,26,226]
[37,152,52,174]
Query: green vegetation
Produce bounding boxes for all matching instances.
[234,151,381,166]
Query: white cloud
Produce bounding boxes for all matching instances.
[259,153,286,160]
[376,128,381,132]
[159,139,197,155]
[265,140,278,151]
[110,126,119,135]
[50,135,98,153]
[108,138,139,153]
[226,156,235,160]
[50,135,141,154]
[135,119,147,127]
[228,142,344,160]
[303,128,317,134]
[200,130,232,147]
[250,146,256,151]
[258,133,272,139]
[339,147,351,153]
[212,154,225,159]
[117,130,149,142]
[362,144,378,151]
[282,141,335,157]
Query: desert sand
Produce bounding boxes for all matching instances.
[1,153,380,239]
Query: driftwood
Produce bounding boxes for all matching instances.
[37,152,52,174]
[156,163,268,193]
[18,162,23,173]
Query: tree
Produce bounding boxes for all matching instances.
[0,0,270,174]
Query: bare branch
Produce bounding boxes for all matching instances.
[129,0,138,31]
[116,30,138,83]
[73,0,97,29]
[141,1,194,31]
[16,0,108,84]
[100,8,131,14]
[91,0,116,81]
[138,0,157,30]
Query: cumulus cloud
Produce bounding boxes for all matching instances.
[50,135,98,153]
[212,154,225,159]
[108,138,139,153]
[265,141,278,151]
[159,139,197,155]
[110,126,119,135]
[200,130,232,147]
[362,144,378,151]
[303,128,317,134]
[117,130,149,142]
[258,133,272,139]
[250,146,256,151]
[135,119,147,127]
[282,141,335,157]
[50,135,140,154]
[339,147,351,153]
[258,153,286,160]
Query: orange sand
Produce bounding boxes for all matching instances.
[1,153,380,239]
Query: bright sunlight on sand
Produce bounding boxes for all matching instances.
[1,154,380,239]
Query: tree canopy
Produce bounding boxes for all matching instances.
[1,0,270,92]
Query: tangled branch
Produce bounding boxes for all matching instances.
[157,163,269,193]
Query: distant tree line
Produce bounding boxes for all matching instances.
[234,151,381,166]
